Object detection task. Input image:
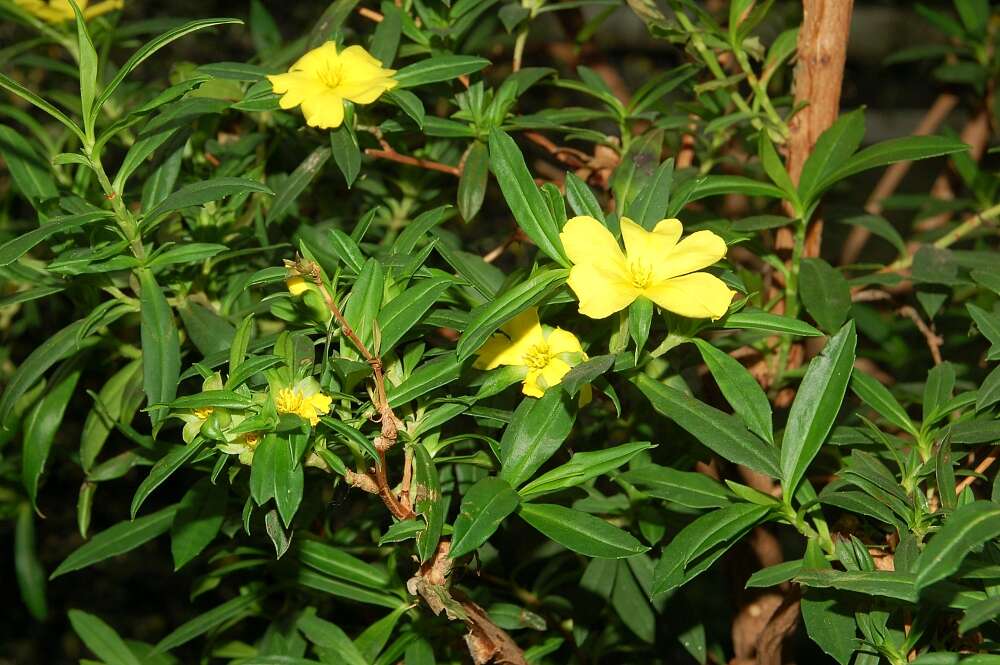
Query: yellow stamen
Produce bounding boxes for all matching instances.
[275,388,304,415]
[522,343,553,370]
[193,406,214,420]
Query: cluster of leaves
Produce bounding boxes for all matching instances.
[1,0,1000,664]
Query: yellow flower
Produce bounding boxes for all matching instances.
[560,216,735,320]
[474,308,587,398]
[267,42,397,129]
[275,378,333,426]
[286,275,310,296]
[14,0,123,23]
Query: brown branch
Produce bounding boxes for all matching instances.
[839,93,959,265]
[364,148,462,177]
[358,6,384,22]
[955,447,999,495]
[755,586,802,665]
[286,258,413,520]
[898,305,943,366]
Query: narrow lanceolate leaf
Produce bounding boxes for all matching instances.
[15,504,47,621]
[633,374,780,478]
[797,108,865,204]
[394,55,491,88]
[153,588,267,654]
[0,211,113,268]
[458,140,489,221]
[70,3,99,136]
[488,129,569,266]
[915,501,1000,592]
[959,595,1000,635]
[798,258,851,333]
[267,145,330,223]
[52,505,178,578]
[376,276,452,353]
[413,443,446,562]
[296,540,389,589]
[721,310,823,337]
[617,463,734,509]
[499,390,576,488]
[131,439,207,519]
[519,441,653,500]
[850,369,919,437]
[0,72,85,141]
[142,177,273,226]
[694,339,773,444]
[139,269,180,431]
[450,477,521,559]
[23,369,80,508]
[0,125,58,207]
[456,268,568,362]
[519,503,648,559]
[170,479,227,570]
[69,610,142,665]
[780,321,856,497]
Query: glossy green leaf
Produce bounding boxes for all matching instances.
[131,439,207,519]
[139,269,180,431]
[413,443,445,562]
[458,140,489,221]
[720,310,823,336]
[170,478,226,570]
[797,108,865,204]
[799,258,851,333]
[450,477,520,558]
[850,369,918,437]
[330,126,361,188]
[519,503,648,559]
[22,368,80,508]
[394,55,491,88]
[69,610,142,665]
[520,441,653,500]
[376,277,452,353]
[499,389,576,488]
[694,338,773,444]
[0,211,112,268]
[142,177,273,226]
[618,463,734,509]
[296,539,389,589]
[915,501,1000,591]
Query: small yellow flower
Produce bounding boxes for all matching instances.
[286,275,310,296]
[474,308,587,398]
[560,216,735,320]
[267,42,397,130]
[192,406,214,420]
[14,0,123,23]
[275,378,333,426]
[219,431,260,465]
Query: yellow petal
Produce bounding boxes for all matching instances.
[567,263,639,319]
[474,308,545,370]
[545,328,583,356]
[621,217,684,284]
[287,276,310,296]
[339,45,388,71]
[560,215,626,272]
[268,72,327,109]
[643,272,735,320]
[660,230,728,280]
[300,91,345,129]
[291,42,339,74]
[522,370,544,397]
[339,77,397,104]
[540,357,572,389]
[83,0,122,20]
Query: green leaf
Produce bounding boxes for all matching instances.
[813,135,969,197]
[170,478,226,570]
[915,501,1000,591]
[633,374,780,478]
[628,297,654,361]
[0,125,58,207]
[22,368,80,508]
[69,610,142,665]
[681,175,787,205]
[413,443,445,562]
[850,369,919,437]
[273,435,304,526]
[968,304,1000,354]
[458,140,489,221]
[456,268,568,362]
[142,177,273,226]
[617,463,733,509]
[386,353,461,408]
[976,365,1000,412]
[139,269,181,431]
[14,504,47,621]
[612,130,663,218]
[369,1,402,64]
[758,133,797,204]
[628,158,676,230]
[52,504,178,578]
[330,126,361,188]
[93,18,244,127]
[376,277,452,353]
[799,258,851,333]
[839,215,906,256]
[70,2,99,138]
[394,55,491,88]
[297,568,400,609]
[520,441,653,500]
[800,540,856,665]
[694,338,773,444]
[499,389,576,488]
[958,595,1000,635]
[296,540,389,589]
[565,172,604,220]
[0,211,113,268]
[720,310,823,336]
[297,612,368,665]
[519,503,648,558]
[488,130,568,266]
[154,589,266,653]
[268,146,331,223]
[780,321,856,496]
[131,439,207,519]
[797,108,865,204]
[0,72,85,142]
[450,477,521,558]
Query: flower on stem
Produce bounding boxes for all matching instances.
[474,308,590,400]
[274,377,332,426]
[218,431,261,466]
[177,373,225,444]
[14,0,123,23]
[267,42,397,129]
[559,216,735,320]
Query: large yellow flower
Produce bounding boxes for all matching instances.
[474,308,587,398]
[14,0,122,23]
[560,216,735,320]
[267,42,397,130]
[275,377,333,426]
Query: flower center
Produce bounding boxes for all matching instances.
[193,406,214,420]
[522,343,553,370]
[316,62,344,89]
[275,388,304,414]
[628,258,653,289]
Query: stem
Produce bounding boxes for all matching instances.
[884,201,1000,273]
[86,146,145,260]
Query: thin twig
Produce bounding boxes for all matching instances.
[898,305,943,366]
[955,447,999,495]
[364,148,461,177]
[358,7,384,22]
